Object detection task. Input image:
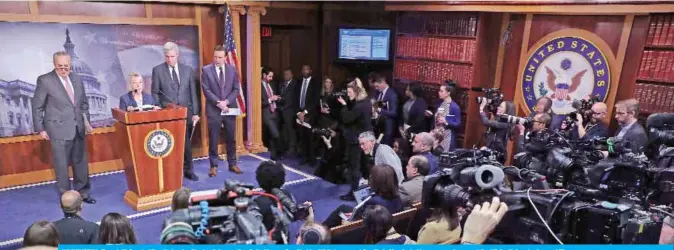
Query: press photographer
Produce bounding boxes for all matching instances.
[567,100,609,141]
[339,78,373,201]
[478,98,516,159]
[511,112,552,154]
[253,161,309,234]
[313,126,345,183]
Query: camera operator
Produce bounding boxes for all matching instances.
[529,96,564,131]
[478,101,516,157]
[253,161,298,232]
[571,102,609,141]
[373,74,398,146]
[516,112,552,154]
[613,99,648,154]
[314,126,345,183]
[412,132,439,173]
[339,78,373,201]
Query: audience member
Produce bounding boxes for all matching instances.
[323,164,403,228]
[99,213,137,244]
[363,205,415,244]
[54,191,99,244]
[400,83,429,138]
[359,131,404,185]
[417,183,462,244]
[23,221,59,247]
[461,197,508,244]
[392,137,411,178]
[399,155,429,207]
[171,187,191,212]
[430,128,445,156]
[411,132,438,173]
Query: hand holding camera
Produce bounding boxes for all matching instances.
[337,96,346,106]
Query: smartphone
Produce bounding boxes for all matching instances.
[338,212,350,221]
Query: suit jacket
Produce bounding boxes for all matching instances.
[151,62,200,117]
[261,81,278,119]
[617,121,649,154]
[119,91,156,111]
[377,87,399,121]
[399,175,424,207]
[201,63,239,120]
[54,215,100,244]
[278,79,297,112]
[31,70,89,140]
[295,76,321,124]
[405,98,428,135]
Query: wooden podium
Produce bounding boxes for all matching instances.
[112,104,187,211]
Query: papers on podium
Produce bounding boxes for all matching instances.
[221,108,242,116]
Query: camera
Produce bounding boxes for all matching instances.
[498,114,531,128]
[311,128,333,138]
[330,89,348,98]
[374,100,388,110]
[647,113,674,148]
[562,95,601,132]
[473,87,504,114]
[160,180,288,244]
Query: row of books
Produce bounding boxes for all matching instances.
[637,50,674,82]
[396,36,476,63]
[646,14,674,46]
[398,13,478,37]
[394,59,473,88]
[634,83,674,114]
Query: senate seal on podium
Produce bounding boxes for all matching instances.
[144,129,175,159]
[521,36,611,115]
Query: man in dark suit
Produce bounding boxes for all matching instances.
[54,191,99,244]
[296,64,321,165]
[201,45,242,177]
[151,42,200,181]
[373,74,398,146]
[613,98,648,154]
[278,68,298,156]
[261,67,282,160]
[31,51,96,204]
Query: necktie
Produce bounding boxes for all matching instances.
[379,89,385,101]
[62,76,75,104]
[265,82,276,113]
[171,66,180,88]
[300,79,308,109]
[219,67,226,99]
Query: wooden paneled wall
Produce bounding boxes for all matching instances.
[0,1,222,188]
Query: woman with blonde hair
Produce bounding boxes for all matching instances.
[119,72,159,112]
[337,78,372,201]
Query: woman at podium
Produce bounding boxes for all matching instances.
[119,72,160,112]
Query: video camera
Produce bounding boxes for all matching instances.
[329,89,348,98]
[311,128,333,138]
[160,180,292,244]
[473,87,504,114]
[561,95,601,132]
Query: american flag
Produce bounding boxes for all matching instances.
[224,4,246,113]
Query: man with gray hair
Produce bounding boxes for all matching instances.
[399,155,429,207]
[152,41,201,181]
[53,191,99,244]
[358,131,404,185]
[411,132,439,173]
[32,51,95,204]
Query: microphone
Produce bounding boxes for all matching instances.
[646,113,674,129]
[156,88,175,105]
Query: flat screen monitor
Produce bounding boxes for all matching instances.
[338,28,391,61]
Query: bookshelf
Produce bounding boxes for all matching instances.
[634,14,674,117]
[393,12,480,147]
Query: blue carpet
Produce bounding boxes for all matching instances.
[0,153,354,248]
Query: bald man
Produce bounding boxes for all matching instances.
[572,102,609,141]
[53,191,99,244]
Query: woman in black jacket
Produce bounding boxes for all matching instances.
[338,78,372,201]
[400,83,428,139]
[478,101,515,161]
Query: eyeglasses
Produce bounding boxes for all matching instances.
[615,111,627,115]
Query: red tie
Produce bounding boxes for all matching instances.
[265,82,276,113]
[62,77,75,104]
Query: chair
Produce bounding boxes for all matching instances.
[329,204,421,244]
